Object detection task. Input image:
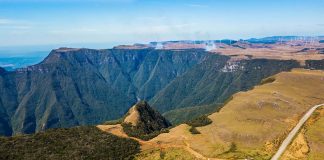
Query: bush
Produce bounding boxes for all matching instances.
[185,115,212,135]
[189,127,201,134]
[121,122,169,141]
[186,115,213,127]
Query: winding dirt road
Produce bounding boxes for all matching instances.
[271,104,324,160]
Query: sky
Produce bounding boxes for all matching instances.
[0,0,324,48]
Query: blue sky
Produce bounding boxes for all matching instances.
[0,0,324,47]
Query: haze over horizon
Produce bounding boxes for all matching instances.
[1,0,324,49]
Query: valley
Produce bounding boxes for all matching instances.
[1,40,316,136]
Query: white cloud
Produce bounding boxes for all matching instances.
[0,18,33,30]
[0,19,14,25]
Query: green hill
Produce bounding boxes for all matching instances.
[0,126,140,160]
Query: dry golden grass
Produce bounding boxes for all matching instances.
[283,107,324,160]
[305,111,324,160]
[150,69,324,159]
[281,131,309,160]
[124,105,140,126]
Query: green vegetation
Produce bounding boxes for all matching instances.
[163,96,233,125]
[163,103,219,125]
[0,126,140,160]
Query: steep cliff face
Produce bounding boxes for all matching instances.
[0,48,206,136]
[0,69,15,136]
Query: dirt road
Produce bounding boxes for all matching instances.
[271,104,324,160]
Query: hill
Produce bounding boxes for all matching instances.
[99,101,171,141]
[122,101,171,140]
[0,126,140,160]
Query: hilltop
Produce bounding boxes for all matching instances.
[98,101,171,141]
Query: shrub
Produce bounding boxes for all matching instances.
[121,122,169,141]
[186,115,213,127]
[185,115,212,135]
[189,127,201,134]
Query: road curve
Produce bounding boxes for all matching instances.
[271,103,324,160]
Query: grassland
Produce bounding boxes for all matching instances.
[147,69,324,159]
[282,106,324,160]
